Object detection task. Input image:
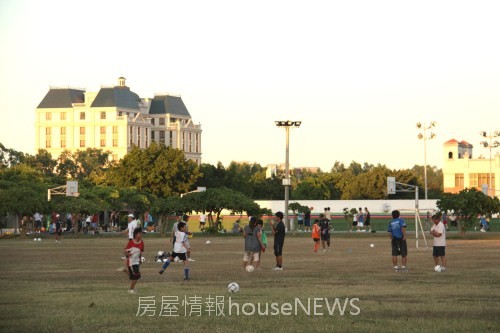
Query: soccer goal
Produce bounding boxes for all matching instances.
[398,208,428,249]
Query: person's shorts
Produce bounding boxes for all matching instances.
[55,230,62,235]
[35,220,42,228]
[128,265,141,280]
[391,238,407,257]
[199,221,205,225]
[298,220,304,225]
[320,232,330,241]
[171,252,187,261]
[91,223,97,229]
[304,219,311,227]
[352,222,358,226]
[274,238,285,256]
[358,222,364,227]
[243,251,259,262]
[365,220,371,226]
[433,246,445,257]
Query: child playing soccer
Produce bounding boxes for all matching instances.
[312,219,321,252]
[254,219,267,270]
[159,222,191,280]
[125,227,144,294]
[387,210,408,272]
[430,214,446,271]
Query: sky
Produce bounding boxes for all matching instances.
[1,0,499,171]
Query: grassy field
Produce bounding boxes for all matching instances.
[0,232,499,333]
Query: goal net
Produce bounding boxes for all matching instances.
[398,208,429,249]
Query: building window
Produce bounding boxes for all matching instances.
[145,128,149,148]
[454,173,464,190]
[80,112,85,120]
[112,154,118,161]
[100,126,106,147]
[448,152,453,159]
[159,118,165,126]
[159,131,165,144]
[60,127,66,148]
[100,111,106,120]
[45,128,51,148]
[151,130,155,140]
[129,126,133,146]
[79,127,85,147]
[113,126,118,147]
[151,118,155,126]
[46,112,52,121]
[137,127,141,147]
[189,132,192,152]
[60,112,66,121]
[195,133,199,153]
[169,131,173,147]
[118,111,122,117]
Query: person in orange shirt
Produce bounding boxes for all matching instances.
[312,219,321,252]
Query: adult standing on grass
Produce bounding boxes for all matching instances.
[304,208,312,232]
[271,211,286,270]
[319,213,331,253]
[199,213,206,231]
[55,214,62,244]
[364,207,371,232]
[124,214,137,240]
[387,210,408,272]
[357,207,365,232]
[125,227,144,294]
[430,214,446,271]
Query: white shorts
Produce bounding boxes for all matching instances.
[243,252,259,262]
[358,222,364,227]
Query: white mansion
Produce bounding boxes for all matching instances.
[35,77,202,164]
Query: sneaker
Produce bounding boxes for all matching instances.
[159,269,164,275]
[184,276,189,281]
[394,266,399,272]
[255,267,262,271]
[401,266,408,272]
[440,267,446,272]
[128,289,136,294]
[188,258,196,262]
[272,267,281,271]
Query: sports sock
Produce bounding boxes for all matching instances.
[314,243,320,252]
[161,259,171,270]
[184,268,189,278]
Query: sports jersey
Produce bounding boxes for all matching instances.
[127,219,138,239]
[244,225,261,252]
[173,231,188,253]
[387,218,407,239]
[312,224,320,239]
[125,239,144,266]
[431,221,446,246]
[319,219,330,234]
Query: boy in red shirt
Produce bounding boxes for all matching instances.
[312,219,321,252]
[124,228,144,294]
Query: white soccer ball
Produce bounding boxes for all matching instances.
[38,238,42,241]
[206,240,211,245]
[382,203,391,213]
[34,238,37,242]
[158,251,164,257]
[141,256,145,263]
[434,265,442,272]
[228,282,240,293]
[174,256,180,262]
[370,243,375,248]
[156,259,162,262]
[245,265,255,273]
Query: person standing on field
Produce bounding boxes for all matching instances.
[364,207,371,232]
[387,210,408,272]
[271,211,286,270]
[430,214,446,271]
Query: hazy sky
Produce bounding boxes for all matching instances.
[1,0,499,171]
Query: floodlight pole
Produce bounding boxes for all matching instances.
[417,121,436,200]
[275,120,301,230]
[480,130,500,197]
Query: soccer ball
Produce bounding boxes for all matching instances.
[382,203,391,213]
[34,238,37,242]
[228,282,240,293]
[434,265,442,272]
[370,243,375,248]
[245,265,255,273]
[206,240,211,245]
[38,238,41,241]
[141,257,145,263]
[158,251,164,257]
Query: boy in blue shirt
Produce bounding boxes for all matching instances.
[387,210,408,272]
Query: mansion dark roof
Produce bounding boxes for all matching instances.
[37,88,85,108]
[90,86,141,110]
[149,95,191,117]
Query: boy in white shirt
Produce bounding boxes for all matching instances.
[430,214,447,271]
[159,222,191,280]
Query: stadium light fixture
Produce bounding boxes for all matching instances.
[479,129,500,197]
[275,120,301,229]
[417,121,437,200]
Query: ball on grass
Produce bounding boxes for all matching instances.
[206,240,211,245]
[370,243,375,248]
[228,282,240,293]
[245,265,255,273]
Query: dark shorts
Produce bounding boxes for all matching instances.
[321,232,330,241]
[274,238,285,256]
[313,238,320,242]
[199,222,205,225]
[433,246,446,257]
[391,238,407,257]
[352,222,358,226]
[365,219,371,226]
[304,219,311,227]
[35,220,42,228]
[128,265,141,280]
[298,220,304,225]
[55,230,62,235]
[171,252,187,261]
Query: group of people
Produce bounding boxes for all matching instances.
[388,210,447,272]
[351,207,371,232]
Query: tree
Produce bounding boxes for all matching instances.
[436,188,500,236]
[181,187,260,232]
[107,143,200,197]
